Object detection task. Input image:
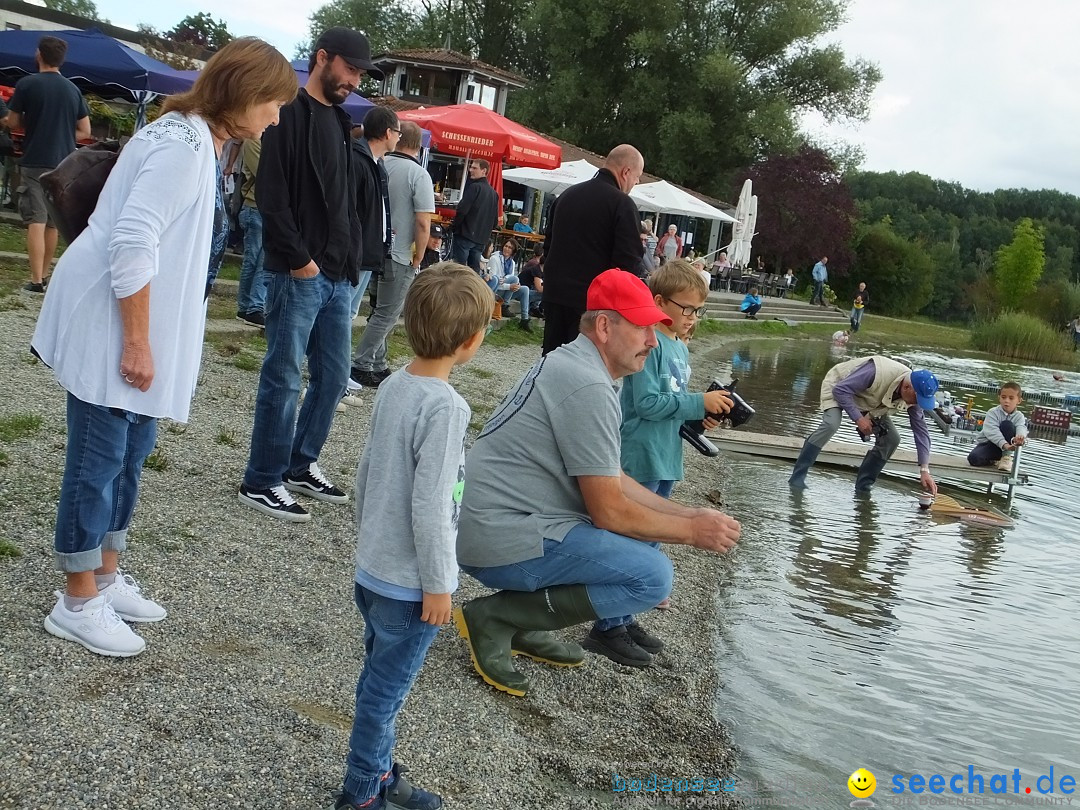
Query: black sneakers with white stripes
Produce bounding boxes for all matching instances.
[238,483,311,522]
[283,462,349,504]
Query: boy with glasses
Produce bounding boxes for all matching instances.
[598,260,733,665]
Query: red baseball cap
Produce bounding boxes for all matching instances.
[586,269,673,327]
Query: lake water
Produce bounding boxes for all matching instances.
[701,338,1080,808]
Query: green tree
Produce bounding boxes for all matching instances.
[994,218,1045,310]
[509,0,880,198]
[137,24,201,71]
[43,0,106,21]
[853,221,935,316]
[166,13,234,50]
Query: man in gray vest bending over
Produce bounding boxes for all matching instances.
[789,355,940,493]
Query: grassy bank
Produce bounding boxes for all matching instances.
[971,312,1074,364]
[694,312,974,353]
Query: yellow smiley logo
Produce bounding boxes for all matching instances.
[848,768,876,798]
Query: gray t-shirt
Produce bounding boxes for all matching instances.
[385,152,435,267]
[9,72,89,169]
[354,369,470,599]
[457,334,623,567]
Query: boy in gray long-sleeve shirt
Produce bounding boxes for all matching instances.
[968,382,1028,468]
[335,263,493,810]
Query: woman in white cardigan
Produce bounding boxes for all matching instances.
[31,38,297,658]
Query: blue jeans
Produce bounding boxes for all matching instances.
[236,205,267,315]
[499,286,531,320]
[349,268,376,319]
[452,235,484,274]
[55,393,158,573]
[344,583,440,802]
[594,480,671,628]
[244,271,353,490]
[811,280,825,304]
[460,524,672,623]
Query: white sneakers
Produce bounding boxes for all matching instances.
[996,456,1015,471]
[43,570,166,657]
[99,571,168,622]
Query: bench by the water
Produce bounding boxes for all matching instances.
[705,430,1029,504]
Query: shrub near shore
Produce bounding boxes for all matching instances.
[971,312,1073,364]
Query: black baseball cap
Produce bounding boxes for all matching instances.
[430,223,446,238]
[314,28,384,80]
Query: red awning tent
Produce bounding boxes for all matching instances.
[397,103,561,222]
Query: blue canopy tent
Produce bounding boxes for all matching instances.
[0,28,193,128]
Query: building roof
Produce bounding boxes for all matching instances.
[372,48,527,88]
[367,95,426,113]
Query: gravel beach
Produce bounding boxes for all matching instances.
[0,286,740,810]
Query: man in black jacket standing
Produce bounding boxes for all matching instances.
[451,159,499,273]
[541,144,646,355]
[348,105,399,324]
[239,28,377,523]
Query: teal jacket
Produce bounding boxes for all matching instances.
[619,331,706,483]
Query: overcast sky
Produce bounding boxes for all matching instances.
[95,0,1079,196]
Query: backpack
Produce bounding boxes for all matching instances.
[39,141,121,244]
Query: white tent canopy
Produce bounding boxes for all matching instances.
[630,180,736,223]
[502,159,599,195]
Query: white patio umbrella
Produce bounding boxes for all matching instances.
[728,179,753,265]
[501,159,598,196]
[736,195,759,266]
[629,180,737,222]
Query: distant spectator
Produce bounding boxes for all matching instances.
[711,251,730,291]
[850,294,865,332]
[1070,315,1080,351]
[419,222,445,271]
[656,224,682,265]
[691,259,710,290]
[520,244,545,318]
[490,237,531,331]
[779,268,795,298]
[513,214,534,233]
[8,35,91,293]
[451,159,499,273]
[810,255,828,306]
[641,219,659,275]
[741,287,762,319]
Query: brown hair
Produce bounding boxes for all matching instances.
[405,262,493,359]
[501,237,518,253]
[37,36,67,68]
[648,258,708,300]
[398,121,423,151]
[474,159,490,172]
[1000,382,1023,397]
[163,38,297,139]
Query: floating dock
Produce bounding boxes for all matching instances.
[705,430,1029,503]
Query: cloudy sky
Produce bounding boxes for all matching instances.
[95,0,1078,196]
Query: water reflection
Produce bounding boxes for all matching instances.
[706,338,1080,807]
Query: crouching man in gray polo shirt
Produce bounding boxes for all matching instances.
[454,269,741,697]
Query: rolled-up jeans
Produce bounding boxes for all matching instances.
[55,393,158,573]
[459,523,672,622]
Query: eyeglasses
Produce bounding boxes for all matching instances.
[665,297,707,318]
[391,128,402,135]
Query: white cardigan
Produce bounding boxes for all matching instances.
[32,113,217,422]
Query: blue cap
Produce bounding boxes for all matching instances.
[910,369,939,411]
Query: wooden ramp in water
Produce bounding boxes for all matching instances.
[704,430,1030,501]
